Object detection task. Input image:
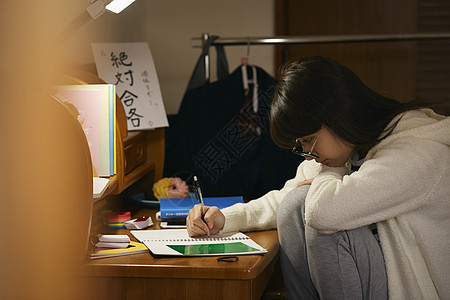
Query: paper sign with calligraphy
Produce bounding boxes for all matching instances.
[91,42,168,130]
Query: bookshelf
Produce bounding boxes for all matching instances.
[55,68,165,235]
[58,69,165,198]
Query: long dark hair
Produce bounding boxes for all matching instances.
[270,56,428,152]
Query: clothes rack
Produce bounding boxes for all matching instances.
[192,32,450,80]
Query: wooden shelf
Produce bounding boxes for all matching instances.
[53,70,165,199]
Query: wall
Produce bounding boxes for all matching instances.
[281,0,417,103]
[62,0,275,115]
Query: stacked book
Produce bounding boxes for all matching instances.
[90,234,148,259]
[53,84,117,177]
[159,196,244,226]
[95,234,131,249]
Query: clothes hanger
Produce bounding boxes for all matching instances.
[240,36,251,66]
[241,37,259,114]
[238,38,261,136]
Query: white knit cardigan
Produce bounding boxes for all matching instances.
[221,109,450,299]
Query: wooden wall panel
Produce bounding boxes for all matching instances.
[417,0,450,114]
[276,0,417,102]
[275,0,450,113]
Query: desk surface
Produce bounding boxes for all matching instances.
[80,209,280,300]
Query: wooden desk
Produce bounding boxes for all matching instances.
[79,209,280,300]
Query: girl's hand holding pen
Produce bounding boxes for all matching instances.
[186,204,225,237]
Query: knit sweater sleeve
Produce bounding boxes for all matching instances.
[220,159,320,233]
[305,137,449,233]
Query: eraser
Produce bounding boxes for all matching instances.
[124,216,153,229]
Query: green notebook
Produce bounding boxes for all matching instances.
[131,229,268,257]
[168,242,260,255]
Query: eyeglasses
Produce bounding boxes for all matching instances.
[292,136,319,159]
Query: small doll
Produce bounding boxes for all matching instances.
[153,177,189,200]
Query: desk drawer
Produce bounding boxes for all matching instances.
[124,136,146,175]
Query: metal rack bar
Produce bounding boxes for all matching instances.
[194,32,450,81]
[193,32,450,47]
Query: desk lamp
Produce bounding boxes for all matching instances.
[61,0,136,41]
[89,0,136,18]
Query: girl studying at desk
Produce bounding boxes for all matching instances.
[186,56,450,299]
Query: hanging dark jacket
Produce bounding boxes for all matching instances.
[164,65,303,199]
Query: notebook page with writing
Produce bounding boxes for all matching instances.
[130,229,268,256]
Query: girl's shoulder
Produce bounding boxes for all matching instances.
[385,109,449,145]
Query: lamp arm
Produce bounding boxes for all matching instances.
[58,0,134,44]
[86,0,112,20]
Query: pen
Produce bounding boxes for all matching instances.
[193,176,209,236]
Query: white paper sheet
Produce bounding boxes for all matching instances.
[92,42,169,130]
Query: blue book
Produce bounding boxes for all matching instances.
[159,196,244,219]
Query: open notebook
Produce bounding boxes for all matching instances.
[130,229,267,256]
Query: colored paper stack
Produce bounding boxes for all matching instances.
[104,211,131,228]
